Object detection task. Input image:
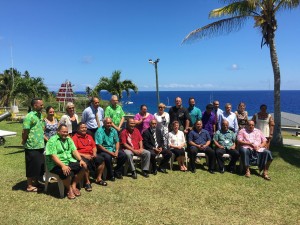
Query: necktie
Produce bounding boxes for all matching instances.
[153,130,158,148]
[95,109,101,128]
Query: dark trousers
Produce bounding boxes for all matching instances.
[100,150,127,177]
[188,146,216,170]
[215,148,240,170]
[148,149,172,171]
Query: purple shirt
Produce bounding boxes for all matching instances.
[201,111,216,138]
[134,113,154,134]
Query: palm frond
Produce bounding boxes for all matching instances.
[210,1,258,18]
[275,0,300,12]
[182,15,251,44]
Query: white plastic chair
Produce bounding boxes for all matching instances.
[44,163,65,198]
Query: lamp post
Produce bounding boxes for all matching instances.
[148,58,160,106]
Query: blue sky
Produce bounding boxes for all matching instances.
[0,0,299,92]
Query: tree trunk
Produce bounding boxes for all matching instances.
[269,36,283,146]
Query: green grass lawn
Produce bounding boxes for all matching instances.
[1,121,300,225]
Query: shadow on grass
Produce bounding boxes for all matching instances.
[4,149,24,155]
[272,146,300,168]
[12,180,27,192]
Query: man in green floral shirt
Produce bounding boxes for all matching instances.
[22,98,45,192]
[46,124,87,199]
[105,95,125,132]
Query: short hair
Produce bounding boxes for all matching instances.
[46,106,54,113]
[103,117,112,123]
[58,124,67,131]
[172,121,179,126]
[193,120,202,128]
[77,122,86,129]
[225,103,232,108]
[31,98,42,107]
[90,97,99,105]
[65,102,74,112]
[140,104,147,110]
[188,97,195,102]
[158,103,166,108]
[206,104,214,110]
[260,104,267,109]
[111,95,118,101]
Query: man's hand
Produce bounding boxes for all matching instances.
[79,160,87,169]
[62,165,71,176]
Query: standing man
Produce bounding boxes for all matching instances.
[95,118,127,181]
[188,120,216,174]
[142,119,172,174]
[22,98,45,192]
[218,103,238,134]
[105,95,125,132]
[201,104,217,140]
[188,97,202,128]
[213,100,223,130]
[72,122,107,191]
[214,120,240,173]
[168,97,190,134]
[81,97,104,139]
[46,124,87,199]
[120,118,151,179]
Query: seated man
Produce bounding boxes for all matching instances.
[95,117,127,181]
[72,122,107,191]
[237,120,273,180]
[142,119,172,174]
[120,118,151,179]
[188,120,216,174]
[214,120,240,173]
[46,124,87,199]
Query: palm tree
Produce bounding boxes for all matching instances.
[0,69,21,107]
[94,70,138,100]
[182,0,299,146]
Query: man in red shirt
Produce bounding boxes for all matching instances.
[72,122,107,191]
[120,118,150,179]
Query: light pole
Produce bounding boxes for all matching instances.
[148,58,160,106]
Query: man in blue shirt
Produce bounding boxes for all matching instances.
[81,97,104,139]
[188,97,202,127]
[188,120,216,174]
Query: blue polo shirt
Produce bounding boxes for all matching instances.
[188,129,211,145]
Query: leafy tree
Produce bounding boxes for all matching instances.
[94,70,138,100]
[85,86,92,97]
[13,72,49,107]
[0,69,21,107]
[182,0,299,146]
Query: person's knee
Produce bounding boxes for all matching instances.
[239,147,248,155]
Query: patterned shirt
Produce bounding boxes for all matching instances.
[213,129,236,149]
[23,111,45,149]
[105,105,125,127]
[237,128,267,150]
[95,127,119,152]
[45,134,77,171]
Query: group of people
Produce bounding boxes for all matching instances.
[21,95,275,199]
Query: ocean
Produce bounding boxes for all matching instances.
[78,90,300,116]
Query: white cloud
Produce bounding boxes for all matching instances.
[81,56,94,64]
[160,83,214,89]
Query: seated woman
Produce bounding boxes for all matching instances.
[134,104,154,134]
[168,121,187,171]
[237,120,273,180]
[46,124,87,199]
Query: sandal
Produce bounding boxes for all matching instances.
[245,169,251,178]
[262,174,271,181]
[26,186,38,192]
[72,187,81,197]
[95,180,108,186]
[85,183,92,192]
[67,191,76,200]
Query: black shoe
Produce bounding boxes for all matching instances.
[142,171,149,178]
[132,171,137,179]
[115,173,123,179]
[152,169,157,175]
[228,166,235,173]
[220,167,225,174]
[158,167,168,174]
[208,169,215,174]
[191,168,196,173]
[110,176,116,182]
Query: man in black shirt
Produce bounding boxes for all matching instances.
[168,97,190,134]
